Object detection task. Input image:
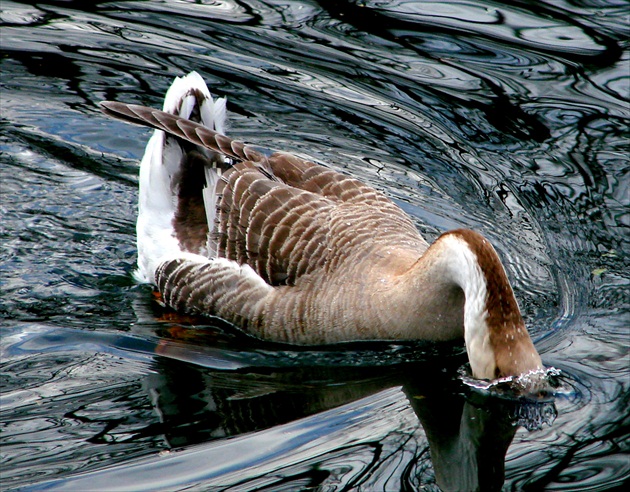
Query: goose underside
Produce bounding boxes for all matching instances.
[172,149,213,254]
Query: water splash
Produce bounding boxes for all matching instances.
[510,398,558,432]
[459,365,562,393]
[458,366,563,431]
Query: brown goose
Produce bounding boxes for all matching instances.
[101,72,543,381]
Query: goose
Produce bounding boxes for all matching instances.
[101,72,543,381]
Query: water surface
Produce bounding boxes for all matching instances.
[1,0,628,490]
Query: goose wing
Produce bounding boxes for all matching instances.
[100,102,427,287]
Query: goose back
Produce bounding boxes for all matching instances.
[101,100,429,289]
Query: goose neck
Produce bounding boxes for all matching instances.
[413,229,542,380]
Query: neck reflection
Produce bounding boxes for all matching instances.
[144,337,555,490]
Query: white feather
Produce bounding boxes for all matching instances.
[134,71,229,284]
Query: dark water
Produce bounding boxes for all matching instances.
[1,0,628,490]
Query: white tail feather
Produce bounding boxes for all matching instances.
[134,72,228,284]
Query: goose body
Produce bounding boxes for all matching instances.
[101,72,543,380]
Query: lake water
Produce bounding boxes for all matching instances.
[1,0,628,490]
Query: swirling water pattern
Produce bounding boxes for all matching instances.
[1,0,628,490]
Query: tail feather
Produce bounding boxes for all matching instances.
[99,102,264,163]
[133,72,229,284]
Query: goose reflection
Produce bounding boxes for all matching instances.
[141,325,555,491]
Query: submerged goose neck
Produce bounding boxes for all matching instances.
[423,229,543,380]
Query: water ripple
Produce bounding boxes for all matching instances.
[1,0,628,490]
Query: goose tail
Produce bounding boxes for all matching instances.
[134,72,228,283]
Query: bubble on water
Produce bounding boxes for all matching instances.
[510,398,558,431]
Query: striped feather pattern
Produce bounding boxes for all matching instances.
[156,256,272,331]
[100,101,265,164]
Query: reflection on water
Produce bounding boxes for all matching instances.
[5,324,559,491]
[1,0,628,490]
